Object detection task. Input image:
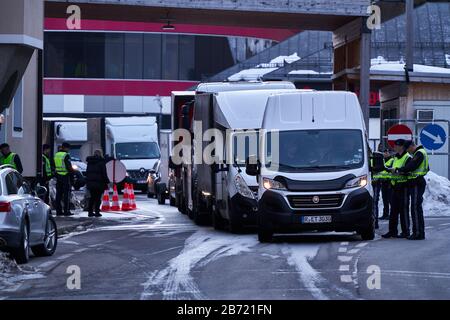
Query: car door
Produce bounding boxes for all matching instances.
[13,173,40,244]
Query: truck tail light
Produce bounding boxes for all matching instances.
[0,202,11,212]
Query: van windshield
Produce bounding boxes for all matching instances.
[265,129,364,172]
[116,142,160,160]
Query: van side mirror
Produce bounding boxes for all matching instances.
[371,152,384,173]
[212,162,228,173]
[245,155,259,176]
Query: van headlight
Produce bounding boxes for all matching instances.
[235,175,255,199]
[345,175,368,189]
[263,177,287,191]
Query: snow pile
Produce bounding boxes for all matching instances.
[370,56,450,74]
[228,53,300,81]
[266,53,300,66]
[0,252,19,273]
[0,253,44,292]
[228,67,278,81]
[289,69,333,75]
[423,171,450,216]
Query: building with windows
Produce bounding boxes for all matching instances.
[43,1,298,127]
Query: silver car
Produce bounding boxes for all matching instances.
[0,166,57,264]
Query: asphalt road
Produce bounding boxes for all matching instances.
[2,195,450,300]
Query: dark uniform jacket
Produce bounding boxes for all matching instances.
[86,156,110,190]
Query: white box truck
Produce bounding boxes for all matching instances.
[105,117,161,192]
[193,89,299,232]
[170,82,297,217]
[245,91,374,242]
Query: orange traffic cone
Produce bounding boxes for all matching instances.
[111,184,121,211]
[101,189,111,212]
[129,184,137,210]
[121,183,131,211]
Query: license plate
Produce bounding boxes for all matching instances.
[302,216,332,224]
[137,180,147,184]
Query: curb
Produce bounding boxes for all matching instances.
[56,220,94,236]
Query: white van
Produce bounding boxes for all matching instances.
[194,89,299,232]
[105,117,160,192]
[246,91,374,242]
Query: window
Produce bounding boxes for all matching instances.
[144,34,162,79]
[44,32,258,81]
[124,33,143,79]
[105,33,124,79]
[85,33,105,78]
[265,130,364,172]
[115,142,161,160]
[12,81,23,137]
[5,173,18,195]
[179,35,195,80]
[162,35,179,80]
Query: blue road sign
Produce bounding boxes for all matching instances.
[420,124,447,151]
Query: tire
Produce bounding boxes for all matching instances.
[258,230,273,243]
[212,207,226,231]
[32,215,58,257]
[359,226,375,241]
[12,220,30,264]
[228,211,243,234]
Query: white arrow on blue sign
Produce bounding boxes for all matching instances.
[420,124,447,151]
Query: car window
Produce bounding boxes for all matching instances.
[5,173,18,195]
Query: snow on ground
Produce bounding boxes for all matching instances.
[141,229,259,300]
[423,172,450,216]
[0,253,44,294]
[378,171,450,217]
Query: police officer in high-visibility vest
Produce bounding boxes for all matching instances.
[382,139,411,239]
[380,148,394,220]
[396,141,429,240]
[371,146,394,229]
[0,143,23,174]
[41,144,55,205]
[54,143,74,216]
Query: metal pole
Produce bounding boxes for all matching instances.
[406,0,414,72]
[36,49,43,181]
[360,19,372,130]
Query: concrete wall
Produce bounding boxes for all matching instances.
[5,51,39,178]
[46,0,370,16]
[0,0,44,178]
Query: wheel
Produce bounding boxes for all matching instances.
[157,192,166,205]
[12,220,30,264]
[32,215,58,257]
[228,212,243,234]
[212,207,226,231]
[359,226,375,241]
[169,196,176,207]
[258,230,273,243]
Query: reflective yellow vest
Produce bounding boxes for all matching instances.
[54,152,69,176]
[1,153,17,170]
[43,154,52,176]
[391,153,411,185]
[373,157,394,180]
[411,148,429,179]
